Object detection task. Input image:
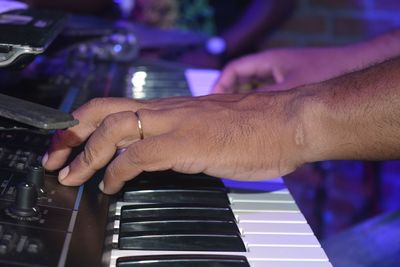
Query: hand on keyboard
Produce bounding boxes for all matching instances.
[42,93,308,194]
[211,47,361,94]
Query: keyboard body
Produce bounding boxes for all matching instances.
[0,44,331,266]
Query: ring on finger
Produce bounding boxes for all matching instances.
[134,112,144,140]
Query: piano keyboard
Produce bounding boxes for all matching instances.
[0,28,333,265]
[103,67,333,266]
[106,171,332,267]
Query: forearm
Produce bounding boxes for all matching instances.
[298,56,400,162]
[340,29,400,72]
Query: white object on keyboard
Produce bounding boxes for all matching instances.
[184,68,220,96]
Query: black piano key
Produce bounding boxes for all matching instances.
[120,203,235,221]
[118,230,246,252]
[117,255,250,267]
[124,171,226,191]
[122,189,230,205]
[119,218,239,234]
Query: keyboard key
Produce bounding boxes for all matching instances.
[117,254,250,267]
[118,230,246,252]
[124,171,225,191]
[122,189,230,206]
[120,203,235,221]
[119,219,239,234]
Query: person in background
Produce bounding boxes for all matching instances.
[132,0,295,68]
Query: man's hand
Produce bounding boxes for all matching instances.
[42,93,308,194]
[212,47,358,93]
[213,29,400,94]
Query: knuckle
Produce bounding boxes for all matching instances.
[105,163,119,181]
[126,140,162,170]
[125,145,144,165]
[72,98,109,128]
[103,111,137,135]
[73,98,106,118]
[86,98,108,110]
[102,113,120,132]
[81,146,98,168]
[224,61,239,71]
[237,55,254,65]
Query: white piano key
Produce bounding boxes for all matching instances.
[229,192,294,203]
[236,211,307,223]
[243,234,320,246]
[114,220,119,230]
[240,222,311,234]
[247,246,327,259]
[231,202,299,212]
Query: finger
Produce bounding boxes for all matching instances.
[44,98,145,170]
[57,111,141,186]
[211,60,241,94]
[101,134,184,194]
[57,107,181,186]
[212,55,272,94]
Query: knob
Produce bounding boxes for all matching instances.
[27,164,45,196]
[5,183,40,220]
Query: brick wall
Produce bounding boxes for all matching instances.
[263,0,400,48]
[265,0,400,239]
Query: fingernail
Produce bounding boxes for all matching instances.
[41,153,48,166]
[98,181,105,192]
[58,166,70,182]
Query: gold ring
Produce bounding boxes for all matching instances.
[135,112,144,140]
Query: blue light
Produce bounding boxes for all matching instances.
[113,44,122,53]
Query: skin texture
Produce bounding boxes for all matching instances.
[43,93,306,194]
[212,29,400,93]
[43,57,400,195]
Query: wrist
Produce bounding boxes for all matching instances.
[297,82,362,163]
[289,84,336,164]
[260,89,317,169]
